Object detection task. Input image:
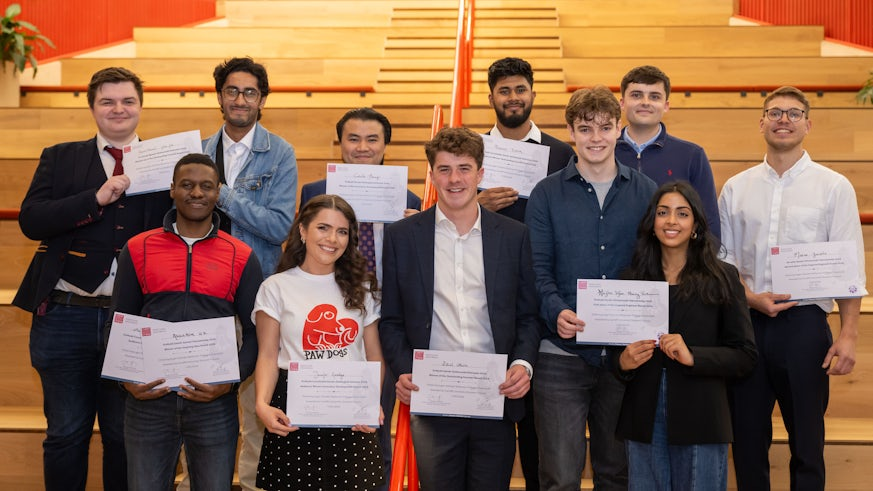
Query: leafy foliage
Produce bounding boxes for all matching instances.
[1,3,55,76]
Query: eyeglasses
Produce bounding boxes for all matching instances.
[764,108,806,122]
[222,86,260,102]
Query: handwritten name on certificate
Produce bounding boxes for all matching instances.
[286,360,381,428]
[325,163,408,222]
[125,130,202,196]
[576,279,669,345]
[479,134,550,198]
[770,241,863,300]
[410,350,507,419]
[101,312,162,383]
[140,316,240,389]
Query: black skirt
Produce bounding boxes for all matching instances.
[256,369,385,490]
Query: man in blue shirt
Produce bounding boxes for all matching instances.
[526,86,657,490]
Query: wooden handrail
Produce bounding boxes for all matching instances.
[20,85,375,95]
[566,84,863,94]
[0,209,19,221]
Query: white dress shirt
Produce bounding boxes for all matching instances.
[221,125,255,187]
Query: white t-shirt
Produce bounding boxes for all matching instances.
[253,267,380,368]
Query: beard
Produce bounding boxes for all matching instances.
[495,104,532,129]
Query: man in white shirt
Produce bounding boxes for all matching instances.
[379,127,541,490]
[719,86,866,491]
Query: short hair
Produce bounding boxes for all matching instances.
[335,108,392,145]
[213,57,270,96]
[172,153,220,182]
[763,86,810,115]
[424,127,484,169]
[564,85,622,126]
[487,57,534,91]
[87,67,144,109]
[620,65,671,98]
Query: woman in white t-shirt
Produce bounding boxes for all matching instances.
[252,194,385,490]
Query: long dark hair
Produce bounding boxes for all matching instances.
[277,195,378,314]
[626,181,733,304]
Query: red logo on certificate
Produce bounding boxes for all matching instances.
[414,350,424,360]
[289,362,299,371]
[114,313,124,323]
[327,164,336,172]
[123,145,132,154]
[578,280,588,289]
[771,247,780,255]
[142,327,151,336]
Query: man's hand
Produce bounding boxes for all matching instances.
[177,378,232,403]
[498,365,530,399]
[403,208,420,218]
[747,290,797,317]
[478,187,518,212]
[96,175,130,206]
[556,309,585,339]
[122,379,171,400]
[823,333,857,375]
[395,373,419,404]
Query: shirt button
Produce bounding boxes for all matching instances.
[587,188,593,193]
[602,274,607,279]
[599,215,603,220]
[600,245,605,250]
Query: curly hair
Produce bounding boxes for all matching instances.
[564,85,621,126]
[625,181,733,305]
[487,57,534,91]
[424,126,484,169]
[277,195,378,314]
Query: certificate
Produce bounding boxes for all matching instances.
[576,279,669,345]
[286,360,381,428]
[479,134,550,198]
[325,163,408,222]
[770,241,864,300]
[410,349,507,419]
[140,316,240,389]
[124,130,202,195]
[101,312,163,383]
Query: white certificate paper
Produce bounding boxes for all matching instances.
[325,163,408,222]
[101,312,160,383]
[479,134,550,198]
[286,360,381,428]
[576,279,669,345]
[124,130,203,195]
[140,316,240,389]
[770,241,864,300]
[410,349,507,419]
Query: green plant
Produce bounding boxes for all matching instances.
[1,3,54,76]
[858,71,873,105]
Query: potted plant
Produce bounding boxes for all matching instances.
[858,71,873,105]
[1,3,54,107]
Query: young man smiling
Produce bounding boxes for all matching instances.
[525,86,656,490]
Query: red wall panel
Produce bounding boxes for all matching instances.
[739,0,873,50]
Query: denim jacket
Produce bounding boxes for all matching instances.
[203,122,297,277]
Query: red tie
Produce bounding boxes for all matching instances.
[105,146,124,176]
[358,222,377,273]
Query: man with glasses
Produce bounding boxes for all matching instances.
[719,86,866,490]
[199,56,298,491]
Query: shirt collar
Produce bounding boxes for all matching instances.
[434,203,483,237]
[221,124,256,152]
[621,124,662,154]
[96,133,139,151]
[764,150,811,179]
[489,120,542,144]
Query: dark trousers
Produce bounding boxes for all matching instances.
[517,391,539,491]
[730,305,831,491]
[29,302,127,491]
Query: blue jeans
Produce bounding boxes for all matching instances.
[29,302,127,491]
[534,352,627,491]
[627,371,727,491]
[125,391,239,491]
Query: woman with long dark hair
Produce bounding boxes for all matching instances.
[252,194,385,490]
[616,181,756,490]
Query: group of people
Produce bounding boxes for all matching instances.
[13,55,864,491]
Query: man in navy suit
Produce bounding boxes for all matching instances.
[380,127,540,490]
[299,107,420,488]
[14,67,172,491]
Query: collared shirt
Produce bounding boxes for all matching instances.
[719,151,867,312]
[221,125,256,187]
[525,157,657,363]
[489,120,543,144]
[622,125,662,155]
[54,133,141,297]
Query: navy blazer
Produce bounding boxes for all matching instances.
[379,206,541,422]
[299,178,422,212]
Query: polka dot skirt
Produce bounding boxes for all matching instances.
[256,370,385,490]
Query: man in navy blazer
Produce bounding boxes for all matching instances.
[380,127,540,490]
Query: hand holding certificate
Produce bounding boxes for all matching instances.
[410,349,507,419]
[285,360,381,428]
[479,134,550,198]
[770,241,864,300]
[325,163,408,222]
[124,130,203,195]
[576,279,669,345]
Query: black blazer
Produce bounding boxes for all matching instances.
[615,262,757,445]
[379,206,541,422]
[14,138,172,312]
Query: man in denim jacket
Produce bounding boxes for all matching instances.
[200,56,297,491]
